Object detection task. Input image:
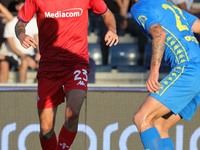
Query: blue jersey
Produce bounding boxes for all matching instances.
[131,0,200,68]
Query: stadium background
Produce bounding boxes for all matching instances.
[0,85,199,150]
[1,0,200,149]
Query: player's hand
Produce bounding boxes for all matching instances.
[18,32,37,49]
[105,30,119,47]
[146,70,162,93]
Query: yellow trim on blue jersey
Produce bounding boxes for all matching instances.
[165,42,180,64]
[162,26,189,62]
[157,65,186,96]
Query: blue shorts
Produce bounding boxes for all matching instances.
[149,62,200,121]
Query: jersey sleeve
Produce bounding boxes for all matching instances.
[89,0,107,15]
[17,0,38,23]
[131,5,159,36]
[182,9,198,29]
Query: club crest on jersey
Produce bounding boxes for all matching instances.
[138,15,147,27]
[45,8,83,18]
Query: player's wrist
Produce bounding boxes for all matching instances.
[17,32,26,41]
[109,29,117,34]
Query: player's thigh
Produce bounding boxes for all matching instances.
[63,64,89,111]
[136,96,171,122]
[65,89,86,113]
[37,73,65,109]
[149,63,200,118]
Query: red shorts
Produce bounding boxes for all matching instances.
[37,65,89,109]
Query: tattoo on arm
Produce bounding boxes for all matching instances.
[149,24,166,68]
[15,20,27,39]
[102,9,117,33]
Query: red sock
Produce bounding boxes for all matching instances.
[57,126,77,150]
[39,132,57,150]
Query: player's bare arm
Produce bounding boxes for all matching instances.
[101,9,119,47]
[146,23,166,93]
[15,20,37,49]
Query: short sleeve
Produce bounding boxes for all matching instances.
[131,5,159,35]
[89,0,107,15]
[182,9,198,29]
[18,0,38,23]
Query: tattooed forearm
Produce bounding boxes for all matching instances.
[15,20,27,39]
[102,9,117,33]
[149,24,166,68]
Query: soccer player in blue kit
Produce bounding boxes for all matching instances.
[131,0,200,149]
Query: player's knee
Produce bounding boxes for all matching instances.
[40,124,54,138]
[65,107,79,121]
[133,111,142,126]
[65,110,79,129]
[133,109,139,124]
[40,129,54,140]
[133,111,149,130]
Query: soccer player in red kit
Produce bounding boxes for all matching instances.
[15,0,119,149]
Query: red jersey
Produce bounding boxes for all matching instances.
[18,0,107,71]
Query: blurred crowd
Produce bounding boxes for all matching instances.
[0,0,39,83]
[1,0,200,83]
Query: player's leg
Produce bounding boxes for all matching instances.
[155,112,182,150]
[134,96,171,132]
[37,72,65,150]
[155,112,181,138]
[64,89,86,131]
[57,89,86,150]
[56,65,89,150]
[134,64,200,150]
[0,61,9,83]
[133,96,172,150]
[38,107,58,150]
